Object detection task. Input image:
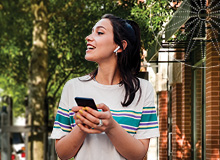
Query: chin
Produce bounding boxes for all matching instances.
[85,55,95,62]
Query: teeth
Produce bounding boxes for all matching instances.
[87,46,95,49]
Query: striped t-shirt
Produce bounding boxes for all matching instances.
[51,75,159,160]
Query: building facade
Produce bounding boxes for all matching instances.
[147,0,220,159]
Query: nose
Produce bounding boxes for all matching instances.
[85,33,93,42]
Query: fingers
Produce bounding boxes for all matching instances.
[86,103,110,119]
[75,110,106,133]
[97,103,110,112]
[74,111,91,129]
[73,103,113,133]
[71,106,85,112]
[72,105,101,131]
[76,109,100,128]
[77,124,102,134]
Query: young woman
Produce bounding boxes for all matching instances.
[51,14,159,160]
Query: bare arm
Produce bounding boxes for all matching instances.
[76,104,150,160]
[105,119,150,160]
[55,107,87,160]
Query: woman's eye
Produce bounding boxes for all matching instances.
[98,32,104,35]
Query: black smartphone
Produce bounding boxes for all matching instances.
[75,97,97,110]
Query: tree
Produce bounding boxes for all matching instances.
[27,1,48,159]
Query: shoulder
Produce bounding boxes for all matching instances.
[65,75,90,85]
[138,78,154,91]
[138,78,155,104]
[62,75,90,90]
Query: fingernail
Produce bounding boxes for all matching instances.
[79,110,83,114]
[96,104,99,107]
[82,108,86,110]
[76,115,81,119]
[85,107,89,111]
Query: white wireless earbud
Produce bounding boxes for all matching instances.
[113,46,120,54]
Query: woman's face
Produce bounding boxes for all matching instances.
[85,18,118,63]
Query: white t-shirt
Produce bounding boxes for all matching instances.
[51,75,159,160]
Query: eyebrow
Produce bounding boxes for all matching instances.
[92,26,107,31]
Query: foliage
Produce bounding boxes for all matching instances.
[0,75,27,117]
[0,0,173,119]
[0,0,31,117]
[129,0,174,50]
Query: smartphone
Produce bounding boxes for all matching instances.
[75,97,97,110]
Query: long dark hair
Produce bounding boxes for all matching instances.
[89,14,141,107]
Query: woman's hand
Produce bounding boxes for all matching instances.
[72,106,90,129]
[72,104,150,159]
[73,103,116,134]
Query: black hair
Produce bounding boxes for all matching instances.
[89,14,142,107]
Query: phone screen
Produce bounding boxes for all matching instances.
[75,97,97,110]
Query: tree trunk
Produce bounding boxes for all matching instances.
[28,1,48,160]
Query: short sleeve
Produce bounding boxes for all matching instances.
[134,81,160,139]
[50,81,76,139]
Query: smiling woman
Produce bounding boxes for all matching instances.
[85,18,117,64]
[50,14,159,160]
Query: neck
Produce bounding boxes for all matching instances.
[95,64,121,85]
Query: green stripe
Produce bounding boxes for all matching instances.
[143,106,156,109]
[113,116,140,127]
[55,113,71,125]
[140,114,158,122]
[138,126,159,130]
[110,109,141,114]
[126,131,136,134]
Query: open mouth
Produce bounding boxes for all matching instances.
[87,44,96,50]
[87,46,95,50]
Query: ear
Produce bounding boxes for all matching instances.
[121,40,127,51]
[115,40,127,53]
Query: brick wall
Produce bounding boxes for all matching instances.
[206,41,220,160]
[171,83,183,159]
[205,0,220,157]
[195,68,203,159]
[181,60,192,159]
[159,91,168,160]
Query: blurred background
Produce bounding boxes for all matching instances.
[0,0,220,160]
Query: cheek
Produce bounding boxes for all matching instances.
[98,38,115,52]
[97,46,114,58]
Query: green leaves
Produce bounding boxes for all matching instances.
[0,75,27,117]
[130,0,173,50]
[0,0,172,118]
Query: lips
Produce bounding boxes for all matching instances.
[87,44,96,50]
